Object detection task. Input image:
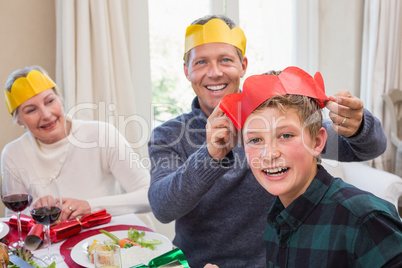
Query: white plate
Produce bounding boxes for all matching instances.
[70,230,172,267]
[0,221,9,239]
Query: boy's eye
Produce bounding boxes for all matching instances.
[247,137,262,144]
[280,133,293,139]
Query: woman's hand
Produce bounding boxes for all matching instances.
[59,198,91,221]
[204,264,219,268]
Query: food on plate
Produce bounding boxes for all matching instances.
[87,239,101,263]
[86,229,164,266]
[0,242,9,267]
[100,230,142,248]
[100,228,162,250]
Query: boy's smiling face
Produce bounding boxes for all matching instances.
[242,106,326,207]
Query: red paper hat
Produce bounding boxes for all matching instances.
[219,66,329,129]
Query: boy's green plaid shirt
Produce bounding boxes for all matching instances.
[265,166,402,267]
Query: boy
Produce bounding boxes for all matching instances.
[211,66,402,267]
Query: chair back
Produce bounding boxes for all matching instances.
[382,89,402,146]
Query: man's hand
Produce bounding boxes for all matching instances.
[326,89,364,137]
[206,106,238,161]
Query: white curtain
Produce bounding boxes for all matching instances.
[55,0,152,157]
[360,0,402,172]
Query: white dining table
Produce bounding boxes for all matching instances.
[1,213,148,267]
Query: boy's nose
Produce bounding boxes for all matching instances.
[261,146,280,161]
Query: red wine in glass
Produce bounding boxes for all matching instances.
[2,194,32,212]
[30,206,61,225]
[1,169,31,249]
[29,177,64,263]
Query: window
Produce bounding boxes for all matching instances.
[239,0,293,78]
[149,0,294,123]
[148,0,209,123]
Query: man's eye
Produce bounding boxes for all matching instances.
[222,58,231,63]
[196,60,206,65]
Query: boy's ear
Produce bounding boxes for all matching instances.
[312,127,327,157]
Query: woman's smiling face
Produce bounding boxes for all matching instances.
[242,106,326,207]
[17,89,67,144]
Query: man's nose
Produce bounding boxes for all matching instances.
[208,62,223,77]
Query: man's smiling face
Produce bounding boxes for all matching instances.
[184,42,248,116]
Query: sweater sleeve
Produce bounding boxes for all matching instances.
[85,123,151,215]
[147,122,234,223]
[321,108,387,162]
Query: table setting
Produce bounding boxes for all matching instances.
[0,171,189,267]
[1,212,190,267]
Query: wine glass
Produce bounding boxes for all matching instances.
[1,169,31,249]
[28,177,64,263]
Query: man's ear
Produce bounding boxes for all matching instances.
[313,127,327,157]
[183,62,190,80]
[240,56,248,78]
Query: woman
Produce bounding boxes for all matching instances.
[1,65,151,221]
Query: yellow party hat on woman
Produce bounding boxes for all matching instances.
[5,69,55,113]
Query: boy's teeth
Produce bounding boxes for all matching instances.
[207,84,225,91]
[263,167,288,177]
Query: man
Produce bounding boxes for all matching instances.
[148,15,386,267]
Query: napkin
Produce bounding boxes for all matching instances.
[131,248,189,268]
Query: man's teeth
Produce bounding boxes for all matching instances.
[206,84,226,91]
[263,167,288,176]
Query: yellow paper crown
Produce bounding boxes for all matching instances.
[4,69,56,114]
[184,18,247,59]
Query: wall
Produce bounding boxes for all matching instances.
[318,0,365,98]
[0,0,56,216]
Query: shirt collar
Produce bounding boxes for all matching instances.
[267,165,334,231]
